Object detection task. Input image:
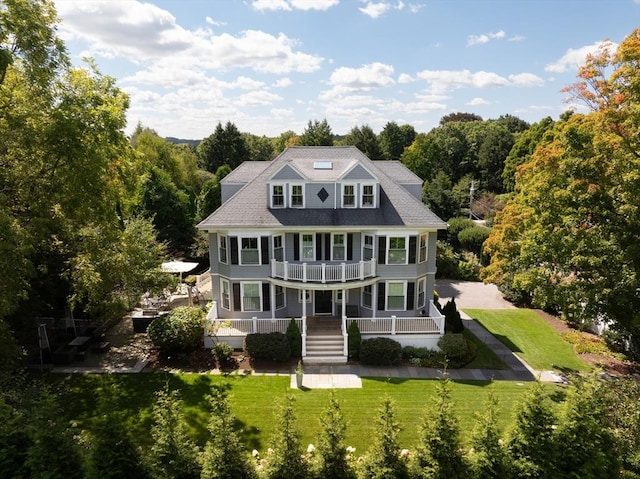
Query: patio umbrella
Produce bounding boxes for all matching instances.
[161,261,199,275]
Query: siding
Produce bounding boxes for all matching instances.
[342,164,376,181]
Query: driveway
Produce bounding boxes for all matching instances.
[435,279,516,310]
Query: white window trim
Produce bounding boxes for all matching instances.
[417,277,426,309]
[362,285,373,309]
[220,278,230,310]
[386,235,409,265]
[419,233,428,263]
[341,183,356,208]
[290,183,305,208]
[275,285,286,310]
[335,290,347,304]
[362,234,374,261]
[270,183,285,208]
[331,233,346,261]
[218,234,228,265]
[360,183,376,208]
[385,280,407,312]
[272,234,284,262]
[301,233,315,261]
[239,236,261,265]
[240,281,262,312]
[299,290,311,303]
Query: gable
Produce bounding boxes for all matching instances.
[270,163,305,181]
[341,163,377,181]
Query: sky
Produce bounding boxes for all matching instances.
[52,0,640,140]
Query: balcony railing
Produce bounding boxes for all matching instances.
[271,259,376,283]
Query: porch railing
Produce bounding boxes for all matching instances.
[342,301,445,335]
[210,317,304,335]
[271,259,376,283]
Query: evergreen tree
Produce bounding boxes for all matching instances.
[264,395,308,479]
[411,378,468,479]
[468,387,511,479]
[201,387,256,479]
[298,119,333,146]
[314,391,355,479]
[507,382,556,478]
[359,396,409,479]
[148,385,201,479]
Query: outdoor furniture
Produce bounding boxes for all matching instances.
[51,345,78,365]
[132,309,159,333]
[68,335,92,352]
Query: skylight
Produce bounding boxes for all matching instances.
[313,161,333,170]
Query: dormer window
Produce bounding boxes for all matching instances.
[342,184,356,208]
[291,184,304,208]
[271,184,285,208]
[362,184,375,207]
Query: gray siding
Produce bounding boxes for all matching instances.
[401,183,422,201]
[221,183,245,204]
[271,164,304,181]
[342,164,376,181]
[305,182,336,208]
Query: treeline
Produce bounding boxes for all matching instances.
[2,376,639,478]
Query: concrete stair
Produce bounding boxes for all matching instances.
[304,333,347,364]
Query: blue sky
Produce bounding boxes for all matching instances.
[53,0,640,139]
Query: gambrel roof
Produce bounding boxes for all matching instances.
[197,146,446,230]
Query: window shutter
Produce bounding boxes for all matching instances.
[232,283,241,311]
[406,282,415,311]
[324,234,331,261]
[377,282,386,311]
[378,237,386,265]
[293,233,300,261]
[409,236,417,264]
[347,233,353,261]
[230,237,238,265]
[316,233,322,261]
[261,237,269,265]
[262,283,270,311]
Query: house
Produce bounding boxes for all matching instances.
[197,146,447,363]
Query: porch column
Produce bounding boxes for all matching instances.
[341,288,346,318]
[302,288,307,318]
[270,283,276,318]
[372,282,378,318]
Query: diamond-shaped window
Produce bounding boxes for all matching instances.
[317,187,329,203]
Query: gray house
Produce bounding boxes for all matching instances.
[197,146,447,363]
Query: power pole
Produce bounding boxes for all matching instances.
[469,180,476,219]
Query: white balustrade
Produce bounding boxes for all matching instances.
[271,259,376,283]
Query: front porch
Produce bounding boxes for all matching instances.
[205,300,445,364]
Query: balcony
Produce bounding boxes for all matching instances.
[271,259,376,283]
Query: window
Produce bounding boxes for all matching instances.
[342,184,355,207]
[362,285,372,309]
[417,277,426,309]
[291,184,304,208]
[220,279,230,310]
[275,285,285,310]
[332,234,345,261]
[301,233,314,261]
[271,184,284,208]
[386,281,406,311]
[361,184,375,207]
[335,290,347,304]
[387,236,407,264]
[419,234,427,263]
[241,282,261,312]
[218,235,228,264]
[299,290,311,303]
[363,234,374,261]
[240,237,260,265]
[273,234,284,262]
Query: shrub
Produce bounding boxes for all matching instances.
[438,333,469,367]
[212,341,234,367]
[443,298,464,334]
[402,345,429,360]
[458,225,491,256]
[360,337,402,366]
[347,321,361,359]
[148,306,204,354]
[447,217,475,248]
[244,332,291,362]
[286,319,302,358]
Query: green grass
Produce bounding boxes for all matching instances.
[464,309,590,373]
[52,373,549,454]
[462,327,509,370]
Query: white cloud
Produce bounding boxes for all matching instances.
[275,77,293,88]
[55,0,324,74]
[508,34,526,42]
[330,62,395,91]
[251,0,339,11]
[467,97,489,106]
[205,16,225,27]
[237,90,283,106]
[508,73,545,87]
[545,40,617,73]
[358,0,406,17]
[398,73,415,83]
[417,69,509,94]
[467,30,506,46]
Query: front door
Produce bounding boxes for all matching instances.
[314,290,332,315]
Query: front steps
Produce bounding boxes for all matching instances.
[304,333,347,364]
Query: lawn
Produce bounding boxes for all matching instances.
[53,372,549,454]
[464,309,590,373]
